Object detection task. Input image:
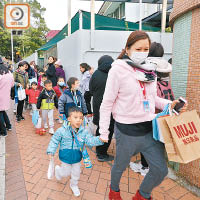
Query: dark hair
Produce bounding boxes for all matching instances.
[42,74,47,78]
[18,61,25,68]
[57,76,64,81]
[39,69,45,73]
[31,81,37,86]
[67,77,78,89]
[48,56,55,61]
[118,31,151,59]
[148,42,164,57]
[80,63,91,73]
[60,65,63,69]
[68,107,83,117]
[0,63,9,75]
[44,80,52,86]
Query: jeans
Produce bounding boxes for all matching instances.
[0,111,11,134]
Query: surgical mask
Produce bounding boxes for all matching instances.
[130,52,149,64]
[58,82,65,87]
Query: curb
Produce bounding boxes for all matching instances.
[0,136,5,200]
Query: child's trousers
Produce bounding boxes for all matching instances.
[42,109,54,128]
[30,104,37,115]
[57,162,81,186]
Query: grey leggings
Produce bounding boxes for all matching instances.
[111,125,168,199]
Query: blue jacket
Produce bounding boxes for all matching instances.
[46,122,103,164]
[58,89,87,117]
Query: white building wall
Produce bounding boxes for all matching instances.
[125,3,158,23]
[57,30,173,79]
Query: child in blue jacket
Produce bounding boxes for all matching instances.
[47,107,104,197]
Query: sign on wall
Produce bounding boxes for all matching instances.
[4,3,30,29]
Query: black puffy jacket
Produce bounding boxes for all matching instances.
[46,63,57,87]
[89,55,114,125]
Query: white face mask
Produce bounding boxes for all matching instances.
[130,52,149,64]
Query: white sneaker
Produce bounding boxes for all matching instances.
[49,128,54,135]
[55,165,62,181]
[130,162,143,173]
[70,184,80,197]
[140,167,149,176]
[44,124,48,129]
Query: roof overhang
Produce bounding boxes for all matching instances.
[90,0,173,4]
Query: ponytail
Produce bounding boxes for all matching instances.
[118,49,126,59]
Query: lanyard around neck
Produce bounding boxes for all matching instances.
[139,81,147,100]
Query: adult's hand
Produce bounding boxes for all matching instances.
[171,99,188,114]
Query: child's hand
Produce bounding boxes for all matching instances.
[100,138,108,143]
[48,154,53,159]
[27,84,29,89]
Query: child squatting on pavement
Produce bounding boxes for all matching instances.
[46,107,104,197]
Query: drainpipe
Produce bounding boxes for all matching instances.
[90,0,95,50]
[67,0,71,36]
[161,0,167,32]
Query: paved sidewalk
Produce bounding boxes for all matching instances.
[4,109,200,200]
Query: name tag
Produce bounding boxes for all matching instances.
[143,100,150,112]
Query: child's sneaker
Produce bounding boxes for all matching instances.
[44,124,48,129]
[140,167,149,176]
[49,128,54,135]
[70,184,80,197]
[130,162,142,173]
[55,165,62,181]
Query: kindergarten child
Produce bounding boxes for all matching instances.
[25,82,40,115]
[58,77,88,119]
[53,77,67,124]
[38,74,47,92]
[53,77,67,99]
[47,107,104,197]
[37,80,58,134]
[37,69,45,87]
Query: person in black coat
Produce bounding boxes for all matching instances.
[46,56,57,87]
[89,55,114,162]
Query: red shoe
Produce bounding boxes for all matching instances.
[132,190,152,200]
[109,186,122,200]
[39,128,46,136]
[35,129,40,134]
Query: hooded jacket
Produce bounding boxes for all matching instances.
[46,63,57,87]
[46,122,103,164]
[89,55,114,125]
[58,89,87,117]
[99,59,171,141]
